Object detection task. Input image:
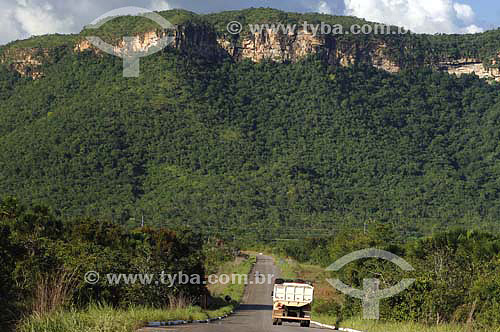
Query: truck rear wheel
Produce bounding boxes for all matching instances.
[272,319,278,325]
[300,320,310,327]
[277,319,283,325]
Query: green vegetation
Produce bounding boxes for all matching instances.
[0,197,251,330]
[2,8,500,330]
[273,227,500,330]
[208,254,256,303]
[203,7,374,34]
[3,34,80,49]
[203,8,500,67]
[17,254,255,332]
[314,315,494,332]
[79,9,208,45]
[19,305,227,332]
[2,46,500,240]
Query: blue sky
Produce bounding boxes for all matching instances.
[1,0,500,45]
[453,0,500,30]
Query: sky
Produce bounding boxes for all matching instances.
[1,0,500,45]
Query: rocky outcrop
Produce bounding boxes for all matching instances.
[0,48,49,79]
[224,30,324,62]
[439,58,500,82]
[74,25,227,61]
[0,26,403,79]
[3,25,500,82]
[371,43,400,73]
[217,28,401,73]
[2,24,228,79]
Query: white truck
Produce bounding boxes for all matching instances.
[272,279,314,327]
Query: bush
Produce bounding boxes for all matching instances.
[0,197,208,328]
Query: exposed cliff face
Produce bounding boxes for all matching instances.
[216,28,401,73]
[439,58,500,81]
[2,26,500,82]
[223,30,324,62]
[75,25,227,60]
[0,48,49,79]
[2,25,228,79]
[370,44,400,73]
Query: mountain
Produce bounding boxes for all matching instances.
[3,8,500,81]
[1,8,500,241]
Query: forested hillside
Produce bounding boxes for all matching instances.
[1,9,500,241]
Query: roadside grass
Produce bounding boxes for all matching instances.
[208,254,256,303]
[274,255,341,302]
[18,255,256,332]
[273,255,495,332]
[275,256,298,279]
[313,315,498,332]
[18,305,224,332]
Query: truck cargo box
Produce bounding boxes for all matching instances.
[272,279,314,327]
[273,282,314,306]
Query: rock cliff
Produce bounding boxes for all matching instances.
[2,25,500,82]
[0,47,49,79]
[439,58,500,81]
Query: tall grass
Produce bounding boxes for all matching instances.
[166,293,193,310]
[18,255,256,332]
[31,270,79,316]
[19,304,222,332]
[208,255,256,303]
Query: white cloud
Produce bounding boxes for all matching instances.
[150,0,171,11]
[344,0,483,34]
[453,3,474,23]
[0,8,24,44]
[14,0,76,37]
[463,24,483,34]
[318,1,333,14]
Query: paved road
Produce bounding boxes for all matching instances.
[158,255,330,332]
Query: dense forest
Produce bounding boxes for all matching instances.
[273,226,500,328]
[1,9,500,242]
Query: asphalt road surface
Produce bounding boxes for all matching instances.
[145,255,330,332]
